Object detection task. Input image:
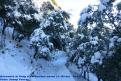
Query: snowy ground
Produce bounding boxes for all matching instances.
[0,25,86,81]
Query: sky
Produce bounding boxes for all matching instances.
[57,0,99,29]
[33,0,99,29]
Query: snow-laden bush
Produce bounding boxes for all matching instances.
[30,28,53,60]
[30,3,74,62]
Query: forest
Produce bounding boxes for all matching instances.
[0,0,121,81]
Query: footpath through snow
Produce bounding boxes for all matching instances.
[0,25,76,81]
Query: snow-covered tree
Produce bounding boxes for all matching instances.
[0,0,40,38]
[0,0,42,48]
[68,0,121,81]
[94,1,121,81]
[30,2,74,62]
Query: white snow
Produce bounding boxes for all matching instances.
[0,32,32,76]
[90,36,98,45]
[30,28,48,43]
[91,51,102,64]
[80,13,89,23]
[30,59,75,81]
[89,73,98,81]
[32,0,49,10]
[0,54,31,75]
[109,42,114,49]
[0,25,75,81]
[78,34,84,39]
[43,19,51,28]
[41,47,50,53]
[78,44,84,50]
[109,36,119,48]
[4,27,14,38]
[13,10,21,18]
[117,38,121,42]
[33,13,42,21]
[100,0,110,4]
[51,51,68,66]
[78,57,85,65]
[98,3,106,12]
[24,15,32,20]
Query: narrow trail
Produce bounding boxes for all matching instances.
[0,26,81,81]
